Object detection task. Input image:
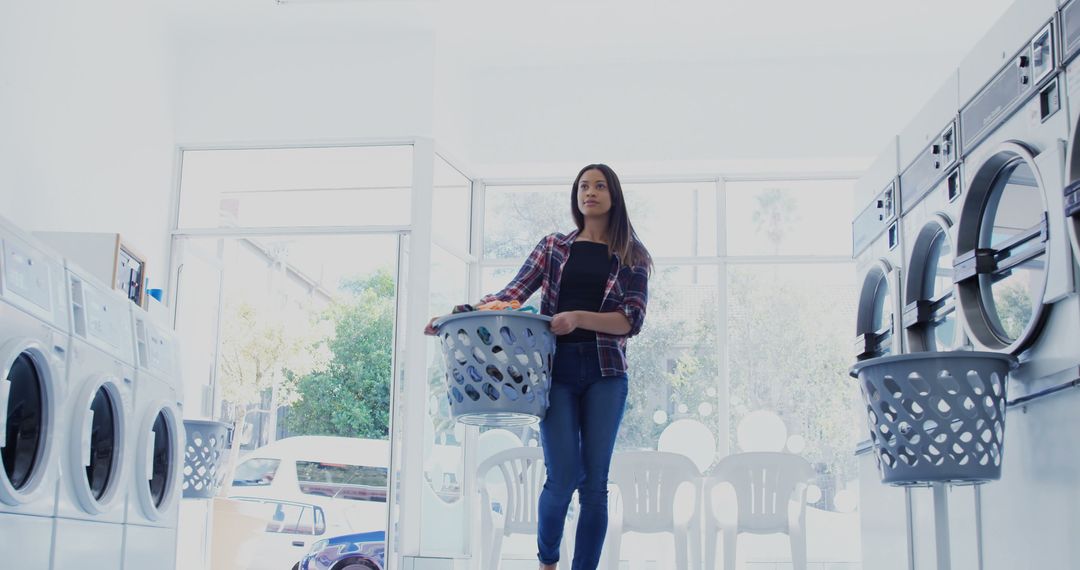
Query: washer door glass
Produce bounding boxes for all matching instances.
[86,387,117,500]
[2,354,43,490]
[869,273,893,356]
[922,229,958,350]
[978,161,1046,342]
[149,410,172,507]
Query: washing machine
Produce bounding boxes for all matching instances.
[123,306,185,570]
[956,16,1080,388]
[52,263,135,570]
[897,71,969,353]
[854,138,904,362]
[853,139,914,570]
[0,216,69,570]
[956,12,1080,569]
[1059,0,1080,277]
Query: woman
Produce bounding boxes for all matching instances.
[426,164,651,570]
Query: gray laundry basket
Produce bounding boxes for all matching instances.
[181,419,230,498]
[850,352,1017,485]
[434,311,555,427]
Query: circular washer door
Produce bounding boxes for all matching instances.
[904,216,963,352]
[1066,179,1080,270]
[135,401,182,521]
[69,376,127,514]
[956,144,1050,353]
[855,260,899,360]
[0,343,57,506]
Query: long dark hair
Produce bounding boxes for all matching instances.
[570,163,653,274]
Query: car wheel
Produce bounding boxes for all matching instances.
[292,565,299,570]
[332,559,378,570]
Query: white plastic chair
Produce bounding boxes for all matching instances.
[476,446,574,570]
[704,452,815,570]
[605,451,703,570]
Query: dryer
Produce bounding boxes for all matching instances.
[956,11,1080,570]
[897,71,969,353]
[123,306,185,570]
[956,18,1080,388]
[854,138,905,363]
[1059,0,1080,276]
[52,264,135,570]
[0,217,69,570]
[852,139,912,570]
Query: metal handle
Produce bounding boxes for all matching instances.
[0,378,11,448]
[292,541,305,548]
[82,409,95,467]
[146,432,156,481]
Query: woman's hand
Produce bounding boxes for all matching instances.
[424,316,445,336]
[550,311,581,336]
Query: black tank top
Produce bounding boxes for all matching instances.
[556,241,611,344]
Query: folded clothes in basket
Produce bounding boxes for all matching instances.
[477,300,521,311]
[455,300,539,314]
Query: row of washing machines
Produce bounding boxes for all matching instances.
[853,0,1080,568]
[0,215,185,569]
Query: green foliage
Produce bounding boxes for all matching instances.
[282,269,396,439]
[990,280,1033,341]
[217,299,321,420]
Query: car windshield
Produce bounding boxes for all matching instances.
[232,458,281,487]
[296,461,389,502]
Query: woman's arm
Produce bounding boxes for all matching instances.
[477,235,550,305]
[551,310,632,336]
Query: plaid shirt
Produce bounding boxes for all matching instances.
[480,229,649,377]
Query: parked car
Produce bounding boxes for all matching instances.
[229,436,391,536]
[299,530,386,570]
[224,496,328,570]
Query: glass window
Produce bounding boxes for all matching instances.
[426,245,467,503]
[978,161,1045,342]
[484,181,717,259]
[483,185,568,259]
[423,244,479,555]
[617,265,721,458]
[728,263,861,512]
[232,458,281,487]
[178,146,413,229]
[296,461,389,503]
[622,182,718,257]
[433,155,471,252]
[2,354,44,490]
[481,266,541,310]
[475,173,864,567]
[871,273,892,339]
[258,501,326,535]
[727,179,856,256]
[923,230,958,350]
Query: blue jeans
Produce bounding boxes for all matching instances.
[537,342,629,569]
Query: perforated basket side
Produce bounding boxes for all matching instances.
[435,312,556,426]
[182,419,230,498]
[850,352,1016,485]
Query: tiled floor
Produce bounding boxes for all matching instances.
[497,559,862,570]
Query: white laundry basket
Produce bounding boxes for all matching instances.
[433,311,555,427]
[850,351,1017,485]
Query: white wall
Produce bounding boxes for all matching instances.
[0,0,175,281]
[172,27,435,144]
[0,1,437,283]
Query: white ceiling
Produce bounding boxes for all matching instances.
[169,0,1018,171]
[173,0,1013,65]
